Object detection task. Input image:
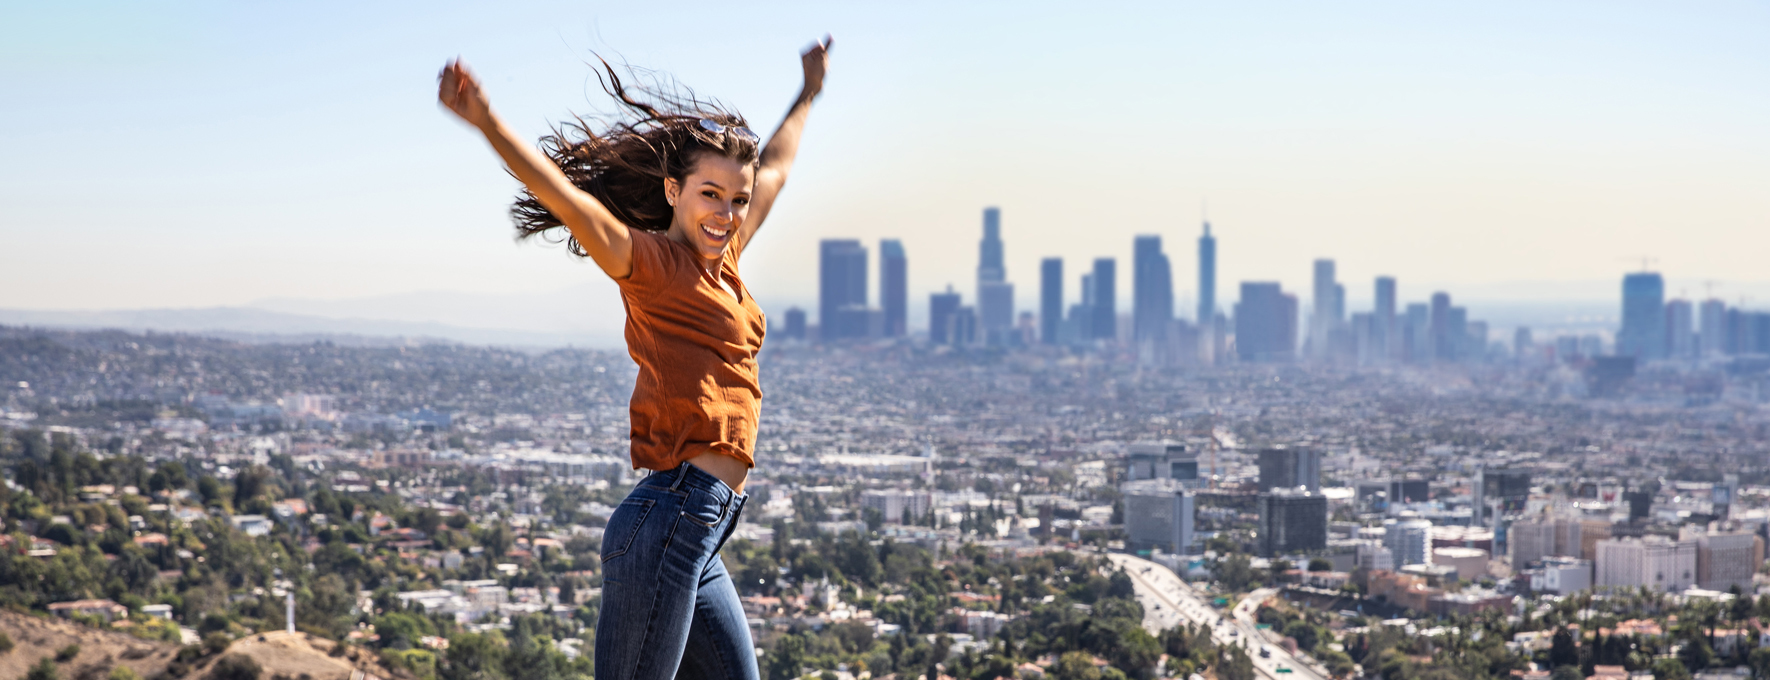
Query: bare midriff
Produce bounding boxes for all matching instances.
[688,452,749,495]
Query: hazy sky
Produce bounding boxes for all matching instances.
[3,1,1767,322]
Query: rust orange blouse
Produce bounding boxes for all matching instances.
[616,229,766,470]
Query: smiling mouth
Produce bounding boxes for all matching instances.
[700,223,731,243]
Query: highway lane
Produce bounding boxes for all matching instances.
[1105,554,1327,680]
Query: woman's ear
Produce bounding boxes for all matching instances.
[663,177,681,207]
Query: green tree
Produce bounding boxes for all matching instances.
[1282,620,1318,653]
[1550,666,1582,680]
[1652,657,1691,680]
[767,632,808,680]
[441,632,508,680]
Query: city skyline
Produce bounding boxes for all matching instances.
[3,2,1768,331]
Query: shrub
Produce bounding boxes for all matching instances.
[110,667,141,680]
[55,644,82,662]
[203,633,232,656]
[206,654,262,680]
[0,630,14,654]
[27,657,61,680]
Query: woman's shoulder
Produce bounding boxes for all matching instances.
[624,228,693,291]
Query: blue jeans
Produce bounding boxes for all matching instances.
[597,462,756,680]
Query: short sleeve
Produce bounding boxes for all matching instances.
[620,229,684,298]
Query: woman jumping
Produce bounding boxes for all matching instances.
[438,37,831,680]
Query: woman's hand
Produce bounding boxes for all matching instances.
[800,36,832,99]
[438,59,492,129]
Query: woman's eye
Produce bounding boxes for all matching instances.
[702,191,718,198]
[734,198,749,206]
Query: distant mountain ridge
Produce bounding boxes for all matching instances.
[0,306,623,349]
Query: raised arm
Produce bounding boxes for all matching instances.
[439,60,635,279]
[735,37,832,256]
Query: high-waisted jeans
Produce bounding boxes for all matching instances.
[596,462,756,680]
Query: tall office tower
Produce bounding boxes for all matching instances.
[929,287,961,345]
[1448,307,1469,360]
[1474,468,1532,526]
[978,207,1004,283]
[1122,478,1195,554]
[1405,303,1430,362]
[975,208,1014,343]
[1039,258,1063,345]
[879,240,907,337]
[1311,259,1338,359]
[1618,272,1666,360]
[1700,299,1727,357]
[1235,282,1298,363]
[1429,292,1453,361]
[1091,258,1117,341]
[782,307,807,340]
[1132,235,1174,342]
[1665,298,1693,360]
[1374,277,1397,360]
[1257,489,1328,557]
[1197,222,1216,324]
[1256,447,1321,492]
[1514,327,1533,360]
[818,240,868,341]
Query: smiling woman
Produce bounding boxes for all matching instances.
[437,35,831,680]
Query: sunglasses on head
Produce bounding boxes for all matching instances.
[697,118,760,145]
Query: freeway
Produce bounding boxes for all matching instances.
[1105,553,1328,680]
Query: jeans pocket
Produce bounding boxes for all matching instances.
[601,497,655,563]
[679,489,724,529]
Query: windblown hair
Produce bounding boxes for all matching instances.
[513,57,762,255]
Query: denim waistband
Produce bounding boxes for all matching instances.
[644,462,743,506]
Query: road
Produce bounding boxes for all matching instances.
[1105,553,1328,680]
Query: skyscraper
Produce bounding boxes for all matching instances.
[1257,489,1328,557]
[1235,282,1297,362]
[976,208,1013,343]
[1311,259,1338,360]
[1257,447,1321,492]
[1132,235,1173,343]
[1618,272,1666,360]
[978,207,1004,284]
[880,239,907,337]
[1406,303,1430,362]
[1039,258,1063,345]
[929,287,961,345]
[818,240,868,341]
[783,307,807,340]
[1197,222,1216,324]
[1700,299,1727,357]
[1430,292,1453,361]
[1091,258,1117,341]
[1666,298,1693,359]
[1374,277,1397,361]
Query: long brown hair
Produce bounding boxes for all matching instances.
[513,57,762,255]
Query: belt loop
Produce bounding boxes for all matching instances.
[668,461,689,491]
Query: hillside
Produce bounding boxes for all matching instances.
[0,612,400,680]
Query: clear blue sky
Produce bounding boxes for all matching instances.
[3,1,1767,320]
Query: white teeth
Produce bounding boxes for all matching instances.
[700,224,730,238]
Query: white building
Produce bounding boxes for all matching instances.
[1595,536,1696,592]
[1355,539,1394,572]
[860,489,934,525]
[1383,517,1432,567]
[1529,557,1593,595]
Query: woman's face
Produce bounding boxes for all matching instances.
[665,154,755,267]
